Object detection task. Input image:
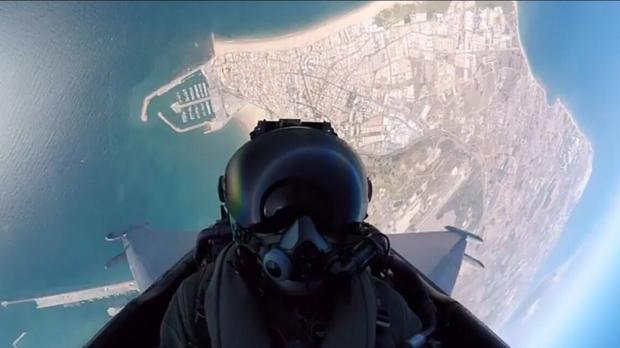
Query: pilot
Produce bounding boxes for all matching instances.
[160,121,423,348]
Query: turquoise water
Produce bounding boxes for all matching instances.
[4,2,615,347]
[0,2,364,347]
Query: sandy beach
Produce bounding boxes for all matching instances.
[230,102,270,135]
[213,1,403,55]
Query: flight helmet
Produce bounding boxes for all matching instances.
[219,119,372,295]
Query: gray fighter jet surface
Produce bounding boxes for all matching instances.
[1,223,483,313]
[106,223,484,295]
[105,223,198,292]
[85,221,507,348]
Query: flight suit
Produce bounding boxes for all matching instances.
[160,244,422,348]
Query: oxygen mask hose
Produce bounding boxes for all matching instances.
[328,224,390,278]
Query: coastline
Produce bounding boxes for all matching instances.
[514,1,593,192]
[513,2,594,323]
[212,1,402,55]
[142,1,594,194]
[229,102,270,136]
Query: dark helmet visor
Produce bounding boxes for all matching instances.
[222,126,369,233]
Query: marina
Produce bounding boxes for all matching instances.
[142,69,222,132]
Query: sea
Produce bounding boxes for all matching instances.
[1,2,619,347]
[514,3,620,347]
[0,2,364,347]
[518,2,620,279]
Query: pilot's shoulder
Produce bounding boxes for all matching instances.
[160,264,215,348]
[371,276,404,306]
[162,271,202,329]
[176,272,202,308]
[371,276,423,341]
[176,262,216,310]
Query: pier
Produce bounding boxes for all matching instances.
[1,281,138,309]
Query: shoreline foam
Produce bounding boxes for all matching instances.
[212,1,402,55]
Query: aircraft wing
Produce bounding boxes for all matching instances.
[388,230,469,295]
[107,224,477,295]
[107,225,199,291]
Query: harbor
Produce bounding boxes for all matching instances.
[141,68,226,133]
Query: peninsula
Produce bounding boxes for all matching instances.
[140,1,593,330]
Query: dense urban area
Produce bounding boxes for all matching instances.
[143,1,593,329]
